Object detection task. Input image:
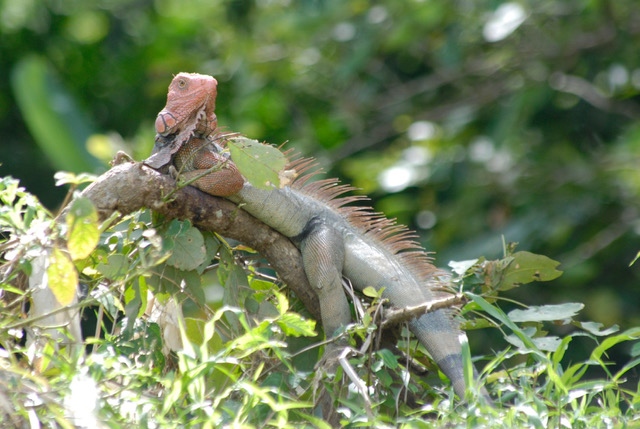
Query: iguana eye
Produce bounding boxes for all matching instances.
[178,78,187,88]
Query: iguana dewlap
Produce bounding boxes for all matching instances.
[148,72,489,402]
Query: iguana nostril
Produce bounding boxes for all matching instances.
[155,111,177,135]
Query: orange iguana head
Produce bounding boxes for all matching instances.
[155,72,218,138]
[147,72,218,168]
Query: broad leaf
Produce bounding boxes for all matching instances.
[362,286,380,298]
[228,137,287,189]
[47,247,77,306]
[577,321,619,336]
[501,251,563,290]
[508,302,584,323]
[449,258,479,276]
[277,313,316,337]
[97,254,129,280]
[506,334,563,352]
[148,265,205,304]
[66,196,99,260]
[54,171,97,187]
[165,220,206,271]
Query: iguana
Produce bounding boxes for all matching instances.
[148,72,489,403]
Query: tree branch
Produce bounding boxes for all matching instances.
[80,160,321,320]
[379,293,467,329]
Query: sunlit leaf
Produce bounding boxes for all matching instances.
[47,247,77,306]
[124,277,147,319]
[54,171,98,187]
[577,321,619,336]
[362,286,379,298]
[277,312,316,337]
[590,327,640,363]
[449,259,479,276]
[506,334,562,352]
[66,196,99,260]
[228,137,287,189]
[501,251,563,291]
[274,291,289,314]
[508,303,584,323]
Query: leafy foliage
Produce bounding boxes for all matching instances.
[228,137,289,189]
[1,168,640,426]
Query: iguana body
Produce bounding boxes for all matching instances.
[149,72,487,401]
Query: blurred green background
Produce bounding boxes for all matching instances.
[1,0,639,345]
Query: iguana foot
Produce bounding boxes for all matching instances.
[111,151,135,166]
[168,165,179,179]
[313,344,348,427]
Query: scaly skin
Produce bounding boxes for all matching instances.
[149,73,489,404]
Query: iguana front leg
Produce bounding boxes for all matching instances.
[173,136,245,197]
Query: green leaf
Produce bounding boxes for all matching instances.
[577,321,619,336]
[148,265,205,304]
[362,286,379,298]
[228,137,287,189]
[506,334,562,352]
[11,55,101,172]
[448,258,479,276]
[124,277,147,319]
[196,232,221,274]
[165,220,206,271]
[589,327,640,363]
[501,251,563,290]
[54,171,97,187]
[276,312,316,337]
[508,303,584,323]
[274,290,289,314]
[467,293,541,354]
[460,317,494,330]
[460,330,474,399]
[97,254,129,280]
[66,196,99,260]
[0,176,21,206]
[219,245,251,307]
[552,336,572,366]
[376,348,399,370]
[245,296,262,315]
[47,247,77,306]
[613,357,640,382]
[250,278,276,291]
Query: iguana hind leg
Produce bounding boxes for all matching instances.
[297,217,351,338]
[297,216,351,425]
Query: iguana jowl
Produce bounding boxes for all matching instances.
[149,72,487,401]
